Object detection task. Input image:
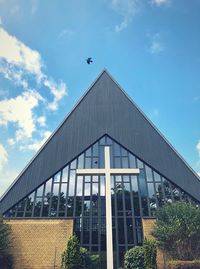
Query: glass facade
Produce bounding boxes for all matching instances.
[4,135,200,268]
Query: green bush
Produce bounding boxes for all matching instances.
[152,202,200,260]
[61,235,100,269]
[0,216,13,269]
[124,246,145,269]
[168,260,200,269]
[144,239,157,269]
[61,235,82,269]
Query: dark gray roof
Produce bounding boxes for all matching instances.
[1,70,200,213]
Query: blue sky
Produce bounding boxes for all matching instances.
[0,0,200,196]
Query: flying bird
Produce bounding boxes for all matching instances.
[86,57,93,64]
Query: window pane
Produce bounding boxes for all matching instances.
[92,143,99,156]
[154,171,161,182]
[122,157,128,168]
[70,159,77,169]
[78,154,84,169]
[36,185,44,197]
[76,176,83,196]
[137,159,144,169]
[129,153,136,168]
[54,172,61,182]
[86,147,92,157]
[114,143,121,156]
[145,165,153,182]
[45,178,52,195]
[62,166,69,182]
[68,170,75,196]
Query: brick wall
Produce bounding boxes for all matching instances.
[5,219,73,269]
[142,218,166,269]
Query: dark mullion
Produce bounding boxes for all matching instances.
[40,182,46,217]
[143,166,151,217]
[48,177,55,217]
[80,175,85,246]
[122,177,128,252]
[56,171,63,217]
[23,198,28,218]
[161,177,166,204]
[89,178,92,252]
[129,175,137,246]
[97,175,101,256]
[31,190,37,217]
[114,176,120,269]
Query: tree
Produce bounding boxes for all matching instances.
[0,215,13,269]
[61,235,100,269]
[61,235,82,269]
[152,202,200,260]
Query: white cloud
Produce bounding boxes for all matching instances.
[0,27,68,111]
[44,79,67,111]
[197,141,200,157]
[111,0,140,32]
[20,130,52,152]
[0,90,43,142]
[0,168,19,197]
[198,172,200,177]
[151,0,170,7]
[0,27,43,80]
[0,143,8,171]
[149,33,164,54]
[7,138,15,146]
[37,116,46,127]
[57,29,75,40]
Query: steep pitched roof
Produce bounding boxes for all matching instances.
[1,70,200,213]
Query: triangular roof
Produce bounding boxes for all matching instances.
[1,70,200,213]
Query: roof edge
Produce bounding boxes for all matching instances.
[0,69,108,201]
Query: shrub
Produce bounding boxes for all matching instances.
[61,235,100,269]
[0,216,13,269]
[168,260,200,269]
[152,202,200,260]
[61,235,82,269]
[144,239,157,269]
[124,246,145,269]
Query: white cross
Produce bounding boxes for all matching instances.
[76,146,140,269]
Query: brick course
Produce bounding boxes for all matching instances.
[5,219,73,269]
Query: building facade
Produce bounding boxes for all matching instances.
[1,70,200,268]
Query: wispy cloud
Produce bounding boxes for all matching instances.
[151,0,170,7]
[10,5,20,15]
[0,26,68,150]
[0,143,8,171]
[149,33,164,54]
[111,0,140,32]
[57,29,75,40]
[0,27,67,109]
[20,130,52,152]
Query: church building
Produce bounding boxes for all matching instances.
[1,70,200,269]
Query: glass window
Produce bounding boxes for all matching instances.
[137,159,144,169]
[62,166,69,182]
[85,157,91,169]
[92,143,99,156]
[36,185,44,197]
[126,218,134,244]
[114,157,121,168]
[122,157,129,168]
[118,218,125,244]
[78,154,84,169]
[92,157,99,168]
[114,143,121,156]
[145,165,153,182]
[154,171,161,182]
[45,178,52,195]
[52,183,59,196]
[68,170,76,196]
[76,176,83,196]
[121,148,128,156]
[70,159,77,169]
[54,172,61,183]
[131,175,138,193]
[100,176,105,196]
[33,197,42,217]
[86,147,92,157]
[129,153,136,168]
[84,183,91,196]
